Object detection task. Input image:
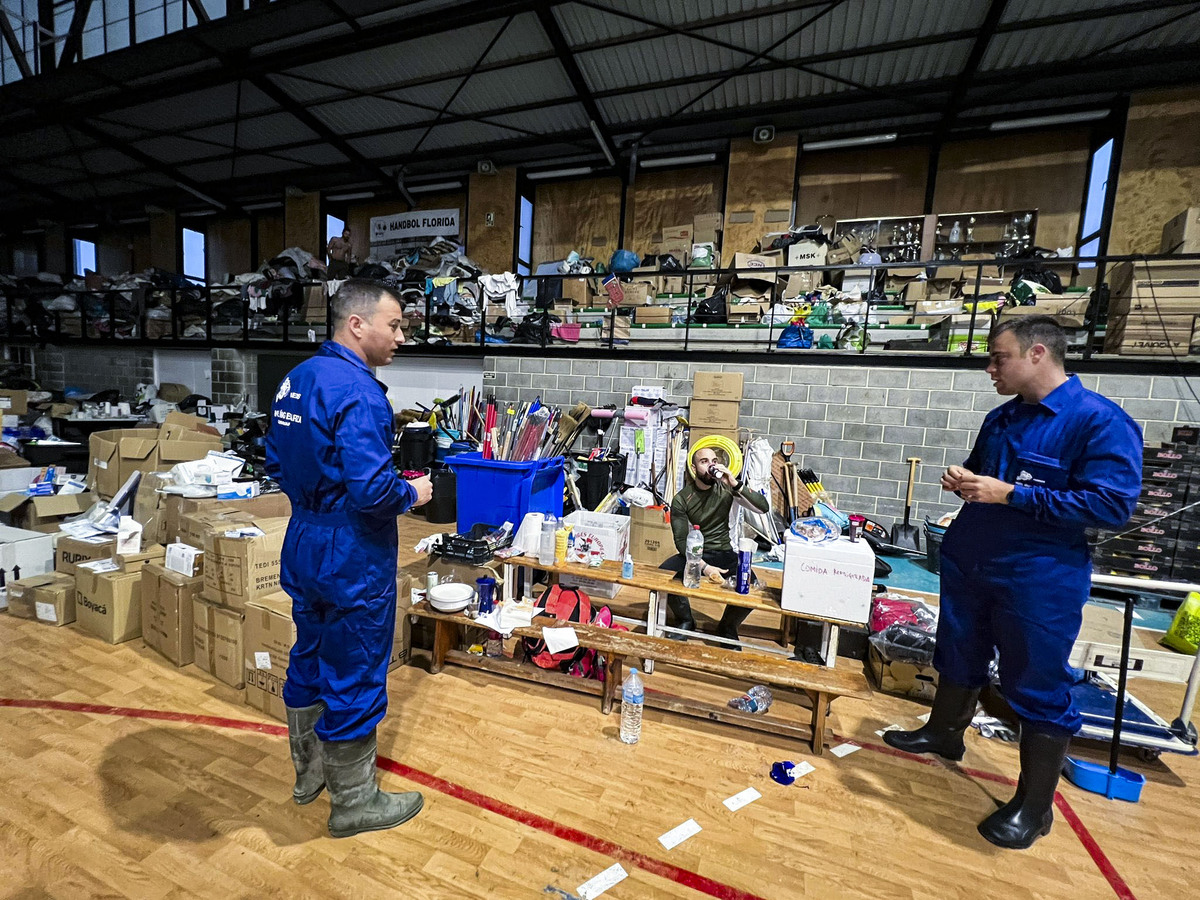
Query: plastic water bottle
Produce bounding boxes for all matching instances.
[538,519,557,566]
[619,667,645,744]
[728,685,773,713]
[622,550,634,579]
[682,526,704,589]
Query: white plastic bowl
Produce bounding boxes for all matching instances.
[428,582,474,612]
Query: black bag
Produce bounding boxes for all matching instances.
[691,289,728,324]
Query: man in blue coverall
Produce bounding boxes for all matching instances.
[266,279,433,839]
[885,316,1142,850]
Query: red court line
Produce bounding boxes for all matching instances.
[0,698,766,900]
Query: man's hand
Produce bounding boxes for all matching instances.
[408,474,433,507]
[955,471,1013,504]
[711,464,738,490]
[703,564,728,584]
[942,464,969,492]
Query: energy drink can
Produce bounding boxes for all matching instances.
[736,538,755,594]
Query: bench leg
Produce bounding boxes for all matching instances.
[819,623,839,668]
[644,590,661,674]
[809,690,828,756]
[602,653,622,715]
[431,620,458,674]
[778,614,791,648]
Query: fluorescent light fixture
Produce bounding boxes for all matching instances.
[21,228,45,235]
[73,223,99,229]
[989,110,1109,131]
[802,132,897,151]
[408,180,464,194]
[589,119,616,167]
[326,190,375,202]
[179,209,217,218]
[526,166,594,181]
[117,216,150,225]
[175,181,226,210]
[243,201,283,211]
[639,152,718,169]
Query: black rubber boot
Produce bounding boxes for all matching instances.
[666,594,696,640]
[977,724,1070,850]
[716,605,753,650]
[883,681,981,761]
[286,701,326,805]
[322,730,424,838]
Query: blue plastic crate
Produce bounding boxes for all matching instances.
[446,452,564,532]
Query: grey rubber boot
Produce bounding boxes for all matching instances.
[286,702,326,805]
[322,730,424,838]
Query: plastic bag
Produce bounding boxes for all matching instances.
[870,595,938,634]
[869,623,937,666]
[1161,592,1200,655]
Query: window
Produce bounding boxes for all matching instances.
[516,195,533,276]
[182,228,206,282]
[326,213,345,262]
[1077,138,1113,268]
[73,238,96,277]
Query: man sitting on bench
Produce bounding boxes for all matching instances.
[661,446,769,647]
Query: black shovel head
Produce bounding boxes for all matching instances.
[892,520,921,552]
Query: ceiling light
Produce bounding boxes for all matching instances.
[639,153,718,169]
[326,190,376,202]
[989,110,1109,131]
[408,181,464,194]
[802,133,897,151]
[117,216,150,225]
[179,209,217,218]
[526,166,594,181]
[73,223,99,229]
[243,201,283,212]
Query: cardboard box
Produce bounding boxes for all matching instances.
[75,568,141,644]
[868,646,939,701]
[1000,293,1092,328]
[202,517,289,610]
[192,596,245,687]
[391,571,413,671]
[55,534,116,575]
[780,533,874,625]
[133,473,170,545]
[0,491,94,532]
[178,509,254,552]
[662,224,694,246]
[165,541,204,577]
[623,281,655,306]
[141,563,201,666]
[563,511,629,561]
[1162,207,1200,255]
[6,572,75,625]
[727,301,770,324]
[0,390,29,415]
[560,278,591,306]
[689,399,740,431]
[0,525,55,606]
[634,305,672,325]
[693,371,744,401]
[558,572,621,600]
[88,428,158,499]
[302,284,327,322]
[786,241,828,268]
[629,506,676,566]
[118,543,166,573]
[693,212,722,244]
[243,591,296,721]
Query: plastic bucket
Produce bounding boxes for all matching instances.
[446,452,565,532]
[424,469,457,524]
[924,524,944,574]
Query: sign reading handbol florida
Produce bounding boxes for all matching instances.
[370,209,460,254]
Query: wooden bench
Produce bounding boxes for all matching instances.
[411,604,872,755]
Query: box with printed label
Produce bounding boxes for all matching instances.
[165,541,204,577]
[6,572,75,625]
[55,534,117,575]
[629,505,676,566]
[201,517,289,610]
[0,390,29,415]
[692,371,744,401]
[243,591,296,721]
[141,563,201,666]
[563,511,629,561]
[74,568,141,644]
[781,533,875,625]
[192,596,245,688]
[0,525,55,606]
[689,399,740,431]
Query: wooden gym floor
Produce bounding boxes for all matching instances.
[1,534,1196,898]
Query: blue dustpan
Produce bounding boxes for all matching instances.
[1063,756,1145,802]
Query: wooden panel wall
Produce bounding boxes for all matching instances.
[626,166,724,257]
[1109,87,1200,255]
[206,217,251,281]
[148,208,177,272]
[257,213,285,266]
[531,176,622,267]
[797,144,929,224]
[284,190,321,256]
[345,192,467,261]
[467,167,517,271]
[933,129,1090,251]
[723,136,798,254]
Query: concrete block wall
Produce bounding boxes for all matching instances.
[485,357,1200,524]
[35,346,155,397]
[211,349,258,406]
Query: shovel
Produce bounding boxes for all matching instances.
[893,457,921,552]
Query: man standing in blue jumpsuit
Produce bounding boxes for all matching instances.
[266,279,432,838]
[885,316,1141,850]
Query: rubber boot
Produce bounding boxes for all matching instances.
[322,730,424,838]
[666,594,695,640]
[883,681,981,761]
[977,724,1070,850]
[716,605,752,651]
[286,701,326,805]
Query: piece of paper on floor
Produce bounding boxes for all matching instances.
[917,712,932,723]
[577,863,628,899]
[830,742,860,758]
[658,818,702,850]
[723,787,761,811]
[790,761,815,779]
[875,724,903,737]
[542,626,579,654]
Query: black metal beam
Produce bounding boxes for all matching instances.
[535,4,616,161]
[58,0,97,67]
[36,0,54,74]
[186,0,212,25]
[0,7,32,79]
[0,167,91,208]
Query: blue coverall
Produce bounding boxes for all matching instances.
[265,341,417,742]
[935,375,1142,734]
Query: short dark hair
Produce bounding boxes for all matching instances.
[330,279,399,332]
[991,315,1067,364]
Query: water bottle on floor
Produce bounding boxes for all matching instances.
[682,525,704,589]
[619,667,645,744]
[728,685,773,713]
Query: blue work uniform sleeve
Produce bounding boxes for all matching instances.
[1008,414,1142,530]
[333,389,417,518]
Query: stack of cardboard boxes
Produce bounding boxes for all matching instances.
[1103,259,1200,357]
[87,412,223,500]
[690,371,743,446]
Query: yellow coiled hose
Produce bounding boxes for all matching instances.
[687,434,743,478]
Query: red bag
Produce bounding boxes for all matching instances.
[525,585,592,670]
